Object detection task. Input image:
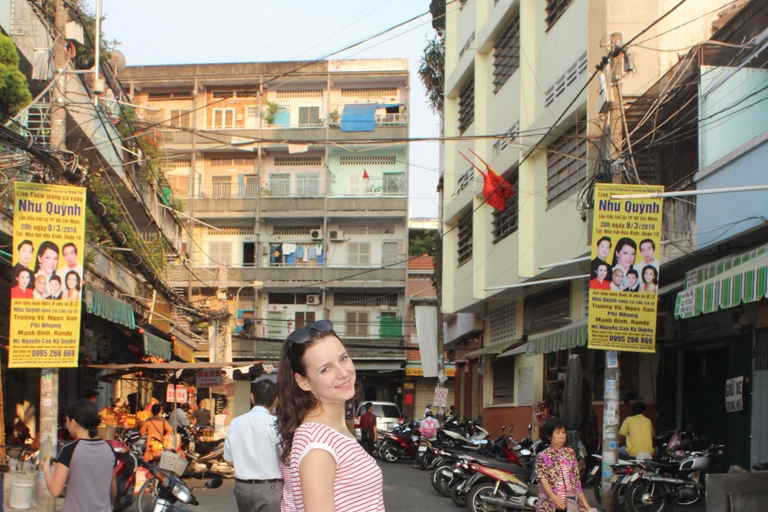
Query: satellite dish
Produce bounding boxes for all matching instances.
[111,50,127,71]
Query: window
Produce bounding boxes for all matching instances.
[266,311,286,338]
[296,173,319,196]
[211,157,255,166]
[380,312,402,339]
[348,242,371,265]
[334,293,397,307]
[274,156,322,166]
[170,110,190,129]
[243,242,255,267]
[212,108,234,129]
[346,311,369,336]
[458,78,475,134]
[492,356,515,404]
[208,241,232,266]
[382,241,401,267]
[299,106,320,125]
[294,311,316,330]
[211,176,231,197]
[545,0,575,30]
[489,301,517,344]
[493,15,520,93]
[491,169,519,242]
[547,122,587,207]
[339,155,397,166]
[243,175,259,196]
[269,173,290,196]
[457,212,473,266]
[383,173,405,195]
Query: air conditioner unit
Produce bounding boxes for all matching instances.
[310,229,323,240]
[329,230,344,241]
[306,294,321,305]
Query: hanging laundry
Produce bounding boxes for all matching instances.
[296,245,304,259]
[282,243,296,255]
[308,245,316,260]
[270,244,283,265]
[301,245,309,262]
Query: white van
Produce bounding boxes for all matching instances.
[353,401,402,440]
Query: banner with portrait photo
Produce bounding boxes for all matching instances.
[9,182,86,368]
[587,183,663,353]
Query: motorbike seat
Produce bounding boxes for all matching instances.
[472,456,527,473]
[641,459,679,473]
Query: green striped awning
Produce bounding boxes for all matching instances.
[675,250,768,319]
[683,244,768,288]
[526,318,588,356]
[144,332,172,361]
[85,287,136,329]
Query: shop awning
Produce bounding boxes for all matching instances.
[340,103,378,132]
[525,318,588,356]
[85,287,136,329]
[465,339,518,359]
[144,332,171,361]
[88,361,263,384]
[496,343,529,359]
[675,249,768,319]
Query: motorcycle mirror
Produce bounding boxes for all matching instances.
[520,449,532,456]
[205,478,223,489]
[500,425,506,432]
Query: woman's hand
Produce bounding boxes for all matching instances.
[551,495,566,510]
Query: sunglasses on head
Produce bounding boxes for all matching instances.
[287,319,334,345]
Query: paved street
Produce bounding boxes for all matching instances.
[127,460,463,512]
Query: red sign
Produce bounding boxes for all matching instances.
[166,384,188,403]
[195,368,222,387]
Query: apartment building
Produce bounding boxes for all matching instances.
[440,0,726,440]
[122,59,411,404]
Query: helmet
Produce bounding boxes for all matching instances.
[426,403,432,408]
[425,411,433,417]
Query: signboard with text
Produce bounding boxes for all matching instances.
[196,368,223,388]
[9,183,86,367]
[433,387,449,408]
[587,184,663,353]
[725,376,743,412]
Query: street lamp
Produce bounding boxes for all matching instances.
[235,280,263,334]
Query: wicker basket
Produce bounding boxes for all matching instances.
[159,451,189,476]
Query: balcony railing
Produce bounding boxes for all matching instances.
[175,177,407,199]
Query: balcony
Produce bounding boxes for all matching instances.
[164,264,406,289]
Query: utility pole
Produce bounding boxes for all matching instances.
[39,1,67,510]
[600,32,624,512]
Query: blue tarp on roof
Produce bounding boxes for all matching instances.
[340,103,378,132]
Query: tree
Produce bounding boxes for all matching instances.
[418,36,445,118]
[409,231,437,256]
[0,34,31,122]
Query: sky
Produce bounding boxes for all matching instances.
[89,0,441,219]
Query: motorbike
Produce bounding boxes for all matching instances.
[110,430,144,511]
[440,419,490,452]
[450,449,536,508]
[464,464,539,512]
[379,420,420,463]
[177,426,233,478]
[624,443,724,512]
[136,451,222,512]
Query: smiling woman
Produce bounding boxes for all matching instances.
[275,321,384,512]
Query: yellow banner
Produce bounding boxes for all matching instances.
[9,183,87,367]
[587,184,663,353]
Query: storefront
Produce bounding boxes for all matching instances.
[671,245,768,468]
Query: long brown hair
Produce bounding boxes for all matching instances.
[274,328,339,464]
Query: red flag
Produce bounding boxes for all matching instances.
[459,150,515,211]
[363,169,369,179]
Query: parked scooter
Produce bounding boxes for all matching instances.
[379,420,420,463]
[463,464,539,512]
[110,430,144,511]
[136,452,222,512]
[624,443,724,512]
[440,419,490,452]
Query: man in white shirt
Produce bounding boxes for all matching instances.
[224,379,281,512]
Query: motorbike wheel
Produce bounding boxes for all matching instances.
[431,465,453,497]
[593,480,603,506]
[626,480,668,512]
[614,482,631,511]
[450,481,468,508]
[380,441,401,463]
[467,482,516,512]
[419,451,435,470]
[136,477,158,512]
